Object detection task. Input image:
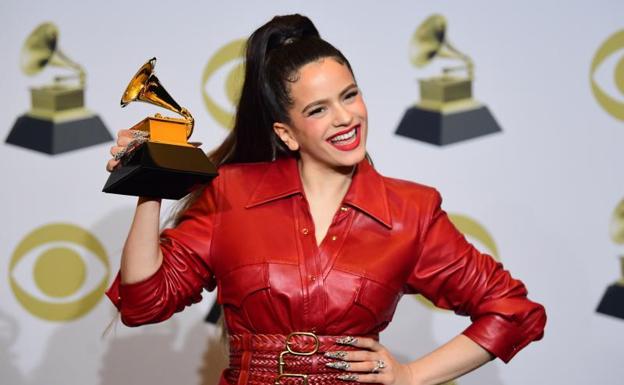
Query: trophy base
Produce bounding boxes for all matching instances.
[395,104,501,146]
[596,283,624,320]
[5,113,112,154]
[102,142,218,200]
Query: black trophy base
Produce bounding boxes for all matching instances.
[6,114,112,154]
[596,283,624,320]
[102,142,218,200]
[395,105,502,146]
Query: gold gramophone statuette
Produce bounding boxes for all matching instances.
[395,14,501,146]
[410,14,475,112]
[596,198,624,319]
[102,58,217,200]
[6,22,111,154]
[121,58,194,146]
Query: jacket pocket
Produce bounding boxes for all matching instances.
[217,263,272,333]
[354,278,401,325]
[217,263,270,307]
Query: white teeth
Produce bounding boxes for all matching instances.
[329,128,356,143]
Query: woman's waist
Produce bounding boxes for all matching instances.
[228,331,379,353]
[226,331,378,384]
[228,331,378,354]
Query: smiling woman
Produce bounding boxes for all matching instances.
[273,59,368,168]
[104,14,546,385]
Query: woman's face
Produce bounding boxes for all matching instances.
[273,58,368,171]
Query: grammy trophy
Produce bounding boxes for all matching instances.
[102,58,217,200]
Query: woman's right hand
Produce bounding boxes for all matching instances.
[106,129,149,172]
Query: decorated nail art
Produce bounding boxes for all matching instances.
[113,148,127,160]
[128,137,148,148]
[335,336,358,345]
[337,374,358,381]
[326,361,350,370]
[324,351,348,359]
[130,130,149,138]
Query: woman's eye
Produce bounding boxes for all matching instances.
[344,90,358,100]
[308,107,325,116]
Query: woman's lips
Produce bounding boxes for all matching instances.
[326,124,361,151]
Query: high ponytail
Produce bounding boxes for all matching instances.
[209,13,354,166]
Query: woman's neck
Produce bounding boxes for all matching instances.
[297,158,355,200]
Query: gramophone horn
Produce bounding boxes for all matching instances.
[20,22,85,83]
[410,14,447,67]
[121,57,194,138]
[610,199,624,244]
[409,14,474,79]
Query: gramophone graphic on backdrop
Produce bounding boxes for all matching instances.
[396,14,501,146]
[6,22,111,154]
[596,199,624,320]
[102,58,217,200]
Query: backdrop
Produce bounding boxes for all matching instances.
[1,1,623,384]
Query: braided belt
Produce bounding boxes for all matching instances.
[225,332,379,385]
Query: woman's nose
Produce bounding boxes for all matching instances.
[333,104,354,127]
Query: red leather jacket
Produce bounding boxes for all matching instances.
[106,156,546,365]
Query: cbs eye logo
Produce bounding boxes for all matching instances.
[202,39,246,129]
[9,223,109,322]
[590,30,624,121]
[414,213,499,310]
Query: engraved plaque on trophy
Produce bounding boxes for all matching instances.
[6,22,112,154]
[395,14,502,146]
[102,58,218,200]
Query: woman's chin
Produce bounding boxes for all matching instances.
[332,146,367,168]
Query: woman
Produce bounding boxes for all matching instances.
[105,14,546,385]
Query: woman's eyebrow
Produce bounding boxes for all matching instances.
[301,83,357,113]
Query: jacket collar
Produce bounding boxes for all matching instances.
[245,156,392,229]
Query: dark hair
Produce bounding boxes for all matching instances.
[210,13,354,165]
[167,14,355,227]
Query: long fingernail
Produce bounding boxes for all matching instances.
[337,374,358,381]
[336,336,357,345]
[130,130,149,138]
[326,361,350,370]
[324,351,348,359]
[126,137,147,149]
[113,148,127,160]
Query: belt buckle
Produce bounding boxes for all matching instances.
[274,331,320,385]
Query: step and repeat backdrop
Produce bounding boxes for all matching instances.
[1,1,623,384]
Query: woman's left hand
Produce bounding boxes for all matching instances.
[325,336,419,385]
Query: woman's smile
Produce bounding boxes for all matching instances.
[327,124,361,151]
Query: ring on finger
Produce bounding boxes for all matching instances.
[371,359,385,373]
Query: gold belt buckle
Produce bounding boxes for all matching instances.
[274,331,320,385]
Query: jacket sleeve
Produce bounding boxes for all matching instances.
[404,189,547,363]
[105,174,222,327]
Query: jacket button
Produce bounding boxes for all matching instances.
[302,228,309,235]
[309,275,316,281]
[331,235,337,241]
[340,206,348,212]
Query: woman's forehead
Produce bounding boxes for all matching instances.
[289,59,355,104]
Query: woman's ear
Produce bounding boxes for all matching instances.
[273,122,300,151]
